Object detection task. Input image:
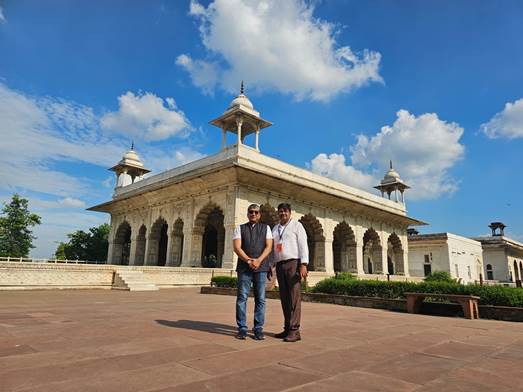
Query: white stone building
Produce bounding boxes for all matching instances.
[473,223,523,283]
[89,88,424,279]
[408,231,484,284]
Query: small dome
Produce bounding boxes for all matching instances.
[384,168,400,181]
[120,148,144,168]
[229,93,254,110]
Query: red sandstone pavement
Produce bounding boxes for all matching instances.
[1,288,523,392]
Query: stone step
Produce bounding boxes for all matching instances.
[112,271,159,291]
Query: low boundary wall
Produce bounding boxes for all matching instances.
[0,262,236,290]
[201,286,523,322]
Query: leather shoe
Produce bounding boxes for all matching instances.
[283,332,301,342]
[274,330,289,339]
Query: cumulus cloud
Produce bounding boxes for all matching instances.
[177,0,382,101]
[310,110,465,200]
[0,6,6,23]
[481,98,523,139]
[0,83,203,257]
[100,92,192,141]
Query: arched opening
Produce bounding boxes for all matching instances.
[363,228,382,274]
[486,264,494,280]
[147,218,168,266]
[135,225,146,266]
[387,233,404,275]
[169,218,184,267]
[113,221,131,265]
[332,221,357,273]
[299,214,325,271]
[514,260,520,282]
[260,203,278,229]
[194,204,225,267]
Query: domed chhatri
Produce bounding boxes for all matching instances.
[210,81,272,152]
[374,161,410,204]
[110,142,150,189]
[228,81,254,110]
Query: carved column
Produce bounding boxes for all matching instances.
[323,235,334,274]
[165,231,174,266]
[129,236,138,266]
[107,241,115,265]
[355,244,364,275]
[236,116,243,146]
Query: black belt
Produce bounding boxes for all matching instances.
[278,258,299,264]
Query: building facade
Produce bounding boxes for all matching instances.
[473,223,523,283]
[89,89,424,278]
[408,232,484,284]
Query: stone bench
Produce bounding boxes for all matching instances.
[405,292,480,319]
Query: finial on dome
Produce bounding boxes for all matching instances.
[131,140,134,150]
[240,80,244,95]
[390,160,393,169]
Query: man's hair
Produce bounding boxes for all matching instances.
[277,203,291,212]
[247,203,260,211]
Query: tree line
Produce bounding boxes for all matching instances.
[0,194,109,261]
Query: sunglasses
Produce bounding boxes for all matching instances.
[248,210,260,215]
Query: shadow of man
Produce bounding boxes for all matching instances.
[156,319,237,336]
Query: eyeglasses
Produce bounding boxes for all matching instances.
[248,210,260,215]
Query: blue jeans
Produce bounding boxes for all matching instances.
[236,270,267,333]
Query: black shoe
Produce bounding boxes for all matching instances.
[253,332,265,341]
[235,331,247,340]
[274,330,289,339]
[283,332,301,342]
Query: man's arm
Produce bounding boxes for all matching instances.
[233,239,252,264]
[296,223,309,278]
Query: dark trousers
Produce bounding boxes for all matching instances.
[276,259,301,331]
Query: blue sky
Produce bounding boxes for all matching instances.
[1,0,522,258]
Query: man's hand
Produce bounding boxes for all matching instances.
[300,264,308,279]
[251,258,262,270]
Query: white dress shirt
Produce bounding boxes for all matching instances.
[272,219,309,264]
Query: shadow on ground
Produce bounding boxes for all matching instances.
[155,319,239,336]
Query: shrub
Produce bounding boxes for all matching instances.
[334,272,356,281]
[211,275,237,288]
[311,277,523,307]
[425,271,454,283]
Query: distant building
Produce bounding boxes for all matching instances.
[473,222,523,283]
[408,231,483,284]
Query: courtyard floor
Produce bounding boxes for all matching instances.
[1,288,523,391]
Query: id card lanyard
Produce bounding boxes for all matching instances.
[276,220,291,253]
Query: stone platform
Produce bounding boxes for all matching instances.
[1,288,522,391]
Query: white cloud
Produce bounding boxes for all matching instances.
[177,0,382,102]
[311,153,376,191]
[310,110,465,200]
[481,98,523,139]
[100,91,192,141]
[32,197,86,209]
[0,6,6,23]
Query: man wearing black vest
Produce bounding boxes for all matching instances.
[233,204,273,340]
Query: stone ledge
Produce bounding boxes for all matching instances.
[200,287,523,322]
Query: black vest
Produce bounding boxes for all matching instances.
[236,223,270,273]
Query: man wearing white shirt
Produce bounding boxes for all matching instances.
[272,203,308,342]
[232,204,273,340]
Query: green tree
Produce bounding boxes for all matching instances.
[0,194,42,257]
[55,223,110,262]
